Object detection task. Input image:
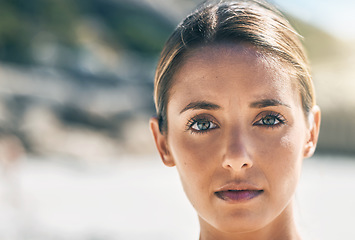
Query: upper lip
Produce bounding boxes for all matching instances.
[215,182,263,192]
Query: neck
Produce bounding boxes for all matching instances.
[199,202,301,240]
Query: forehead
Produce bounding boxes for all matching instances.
[169,44,297,107]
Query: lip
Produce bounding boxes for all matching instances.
[214,182,264,203]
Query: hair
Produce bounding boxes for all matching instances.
[153,0,315,133]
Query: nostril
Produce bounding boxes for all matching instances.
[222,156,253,171]
[241,163,249,168]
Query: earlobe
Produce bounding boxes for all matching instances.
[304,105,321,158]
[149,117,175,167]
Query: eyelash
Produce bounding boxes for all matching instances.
[186,111,287,134]
[186,115,219,134]
[253,112,287,128]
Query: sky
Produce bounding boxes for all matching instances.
[272,0,355,40]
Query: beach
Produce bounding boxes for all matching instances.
[0,154,354,240]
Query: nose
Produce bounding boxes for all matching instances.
[222,131,253,172]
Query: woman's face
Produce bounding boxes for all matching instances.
[151,44,320,234]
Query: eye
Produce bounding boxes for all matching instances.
[186,115,219,134]
[253,112,286,128]
[191,120,218,131]
[261,115,279,125]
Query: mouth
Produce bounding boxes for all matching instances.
[214,189,264,202]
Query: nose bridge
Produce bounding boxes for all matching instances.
[222,125,253,171]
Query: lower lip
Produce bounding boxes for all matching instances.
[215,190,263,202]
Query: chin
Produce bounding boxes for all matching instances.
[217,220,265,234]
[202,211,268,234]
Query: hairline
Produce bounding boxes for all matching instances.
[160,41,304,134]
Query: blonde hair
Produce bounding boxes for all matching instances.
[154,0,315,132]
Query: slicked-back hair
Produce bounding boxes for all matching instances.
[154,0,315,133]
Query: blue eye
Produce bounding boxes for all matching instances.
[186,115,219,134]
[261,115,279,125]
[254,112,286,128]
[191,120,217,131]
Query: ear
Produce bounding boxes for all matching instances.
[149,117,175,167]
[303,105,321,158]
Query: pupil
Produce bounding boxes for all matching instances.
[263,116,275,125]
[198,121,210,130]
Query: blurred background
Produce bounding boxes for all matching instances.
[0,0,354,239]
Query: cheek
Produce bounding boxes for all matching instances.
[254,120,306,160]
[255,128,305,196]
[168,130,222,173]
[167,130,224,198]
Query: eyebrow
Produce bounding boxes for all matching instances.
[180,101,221,114]
[249,99,291,108]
